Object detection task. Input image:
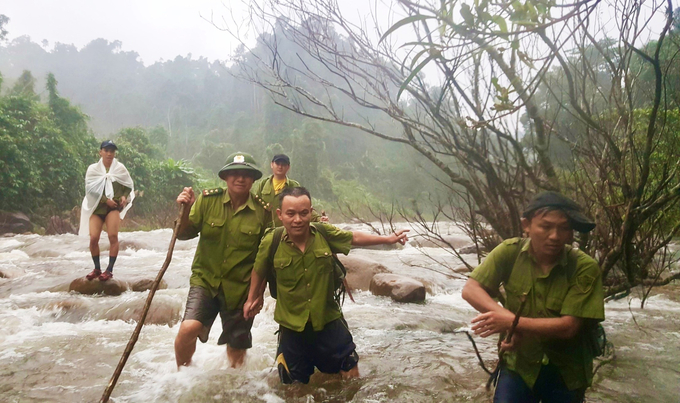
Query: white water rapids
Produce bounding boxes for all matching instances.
[0,224,678,402]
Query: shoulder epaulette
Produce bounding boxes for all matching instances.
[503,237,522,245]
[253,192,271,211]
[202,188,224,197]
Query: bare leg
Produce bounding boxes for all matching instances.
[227,346,247,368]
[340,365,360,380]
[175,319,204,368]
[89,214,104,257]
[104,210,121,257]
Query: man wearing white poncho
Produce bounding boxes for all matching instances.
[79,140,135,281]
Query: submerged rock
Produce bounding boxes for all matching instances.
[409,234,472,249]
[130,278,168,292]
[69,277,128,296]
[369,273,426,303]
[337,254,389,291]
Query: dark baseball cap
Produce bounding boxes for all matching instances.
[523,191,596,233]
[272,154,290,164]
[100,140,118,150]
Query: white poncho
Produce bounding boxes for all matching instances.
[78,158,135,236]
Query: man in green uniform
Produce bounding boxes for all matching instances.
[253,154,328,226]
[462,192,604,403]
[174,152,270,369]
[243,187,409,384]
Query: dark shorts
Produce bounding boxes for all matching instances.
[276,318,359,384]
[182,286,253,349]
[494,364,586,403]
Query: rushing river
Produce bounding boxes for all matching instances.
[0,224,678,402]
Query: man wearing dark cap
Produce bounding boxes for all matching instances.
[462,192,604,403]
[253,154,302,227]
[174,152,270,369]
[80,140,134,282]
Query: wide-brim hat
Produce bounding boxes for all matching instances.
[218,152,263,180]
[523,191,596,233]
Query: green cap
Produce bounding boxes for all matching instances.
[218,152,263,180]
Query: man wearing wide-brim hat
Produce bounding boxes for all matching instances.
[462,191,604,403]
[174,152,270,369]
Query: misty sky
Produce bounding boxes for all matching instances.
[1,0,252,64]
[1,0,391,65]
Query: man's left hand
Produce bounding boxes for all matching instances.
[470,310,515,338]
[119,196,127,209]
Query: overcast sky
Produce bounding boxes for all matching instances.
[1,0,254,63]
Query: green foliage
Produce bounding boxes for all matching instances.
[0,72,96,217]
[113,127,197,220]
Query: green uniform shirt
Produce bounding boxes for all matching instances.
[93,181,131,215]
[179,188,269,310]
[253,175,301,227]
[253,223,353,332]
[470,238,605,390]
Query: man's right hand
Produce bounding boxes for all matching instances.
[106,199,119,209]
[243,296,264,319]
[177,187,196,206]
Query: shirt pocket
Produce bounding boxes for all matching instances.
[201,216,226,241]
[312,248,334,272]
[237,223,262,249]
[273,256,295,286]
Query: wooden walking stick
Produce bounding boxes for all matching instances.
[486,294,527,391]
[100,203,185,403]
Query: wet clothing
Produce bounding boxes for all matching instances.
[276,318,359,384]
[494,364,585,403]
[470,238,604,391]
[183,285,254,348]
[92,181,131,216]
[253,223,353,332]
[179,188,269,314]
[254,223,356,383]
[253,174,301,227]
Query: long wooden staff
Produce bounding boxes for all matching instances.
[100,203,185,403]
[486,294,527,390]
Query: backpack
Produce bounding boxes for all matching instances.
[266,223,352,306]
[503,239,606,357]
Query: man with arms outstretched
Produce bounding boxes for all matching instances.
[244,187,409,384]
[462,192,604,403]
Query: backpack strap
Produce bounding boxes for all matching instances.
[266,227,285,299]
[311,223,354,303]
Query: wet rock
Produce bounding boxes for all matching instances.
[0,211,32,235]
[369,273,426,303]
[336,254,389,291]
[409,234,471,249]
[130,278,168,292]
[458,244,484,254]
[45,216,77,235]
[0,270,5,278]
[103,296,182,326]
[453,265,472,274]
[69,277,128,296]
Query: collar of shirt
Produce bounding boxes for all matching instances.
[519,238,569,277]
[262,174,290,195]
[221,189,257,213]
[282,225,318,250]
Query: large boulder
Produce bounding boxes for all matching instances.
[369,273,426,303]
[0,211,32,235]
[130,278,168,292]
[336,254,389,291]
[69,277,128,296]
[45,216,77,235]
